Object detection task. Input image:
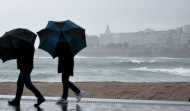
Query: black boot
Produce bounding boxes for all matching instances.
[8,99,20,106]
[34,98,45,107]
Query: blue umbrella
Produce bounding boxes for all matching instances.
[37,20,86,58]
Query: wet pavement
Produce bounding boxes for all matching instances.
[0,95,190,111]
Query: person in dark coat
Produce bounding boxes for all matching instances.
[8,42,45,106]
[55,33,84,103]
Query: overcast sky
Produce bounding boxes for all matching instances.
[0,0,190,47]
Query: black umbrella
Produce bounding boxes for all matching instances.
[0,28,36,62]
[37,20,86,58]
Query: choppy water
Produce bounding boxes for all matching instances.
[1,57,190,82]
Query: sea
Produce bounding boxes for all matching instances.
[1,57,190,82]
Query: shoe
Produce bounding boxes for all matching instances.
[8,99,20,106]
[76,91,84,103]
[34,98,45,107]
[56,98,68,104]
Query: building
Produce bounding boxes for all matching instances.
[99,25,190,47]
[180,25,190,45]
[86,35,99,47]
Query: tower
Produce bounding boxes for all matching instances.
[105,25,110,34]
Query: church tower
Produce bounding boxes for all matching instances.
[105,25,110,34]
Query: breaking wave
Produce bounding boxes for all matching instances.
[131,67,190,77]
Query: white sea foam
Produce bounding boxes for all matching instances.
[129,60,143,64]
[131,67,190,77]
[34,57,52,59]
[149,60,157,63]
[75,56,127,59]
[153,57,183,59]
[128,59,162,64]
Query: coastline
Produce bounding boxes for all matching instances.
[0,82,190,101]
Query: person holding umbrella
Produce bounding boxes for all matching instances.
[0,28,45,106]
[37,20,86,103]
[55,33,84,103]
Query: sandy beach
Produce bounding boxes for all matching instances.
[0,82,190,102]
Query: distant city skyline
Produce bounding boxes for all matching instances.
[100,24,190,34]
[85,24,190,49]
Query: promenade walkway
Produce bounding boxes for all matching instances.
[0,95,190,111]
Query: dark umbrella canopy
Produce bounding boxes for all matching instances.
[0,28,36,62]
[37,20,86,58]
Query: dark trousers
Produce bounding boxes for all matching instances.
[62,74,80,99]
[15,69,44,101]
